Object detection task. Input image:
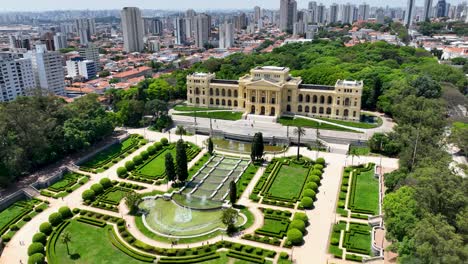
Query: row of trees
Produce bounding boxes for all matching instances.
[0,94,116,186]
[164,139,188,184]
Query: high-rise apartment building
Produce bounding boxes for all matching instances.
[174,17,187,45]
[78,44,100,71]
[358,3,370,20]
[405,0,416,27]
[24,45,65,96]
[75,18,96,45]
[423,0,433,21]
[376,8,385,24]
[0,53,36,102]
[254,6,262,22]
[219,22,234,49]
[280,0,297,32]
[194,14,211,49]
[121,7,145,52]
[66,58,97,80]
[234,13,247,31]
[53,33,67,51]
[329,4,339,23]
[316,4,326,24]
[143,18,163,35]
[436,0,447,17]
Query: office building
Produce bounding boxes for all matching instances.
[24,45,65,96]
[187,66,363,121]
[194,14,211,49]
[436,0,447,17]
[53,33,67,51]
[219,22,234,49]
[405,0,416,27]
[0,53,36,102]
[174,17,187,45]
[280,0,297,32]
[121,7,145,52]
[234,13,247,31]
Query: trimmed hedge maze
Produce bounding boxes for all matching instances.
[40,172,90,199]
[80,134,147,173]
[120,139,201,185]
[243,208,292,246]
[0,198,48,243]
[43,208,277,264]
[250,157,325,209]
[328,221,372,262]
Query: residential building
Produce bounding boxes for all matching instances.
[405,0,416,27]
[143,17,163,35]
[329,4,339,23]
[174,17,187,45]
[316,4,326,24]
[75,18,95,45]
[121,7,145,52]
[280,0,297,32]
[423,0,433,21]
[358,3,370,20]
[219,22,234,49]
[186,66,363,121]
[254,6,262,22]
[24,45,65,96]
[376,8,385,24]
[436,0,447,17]
[78,44,100,71]
[66,58,97,80]
[0,53,36,102]
[194,14,211,49]
[53,33,67,51]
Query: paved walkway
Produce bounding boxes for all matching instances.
[0,131,398,264]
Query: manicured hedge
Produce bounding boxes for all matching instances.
[28,253,45,264]
[77,216,106,228]
[107,227,156,262]
[39,222,52,236]
[48,212,63,227]
[28,242,44,256]
[286,228,303,245]
[32,232,47,245]
[226,250,265,264]
[158,252,220,264]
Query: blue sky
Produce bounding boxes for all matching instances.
[0,0,465,12]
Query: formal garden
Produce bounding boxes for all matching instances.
[0,198,48,243]
[79,134,147,173]
[40,172,90,199]
[250,157,325,209]
[328,221,373,262]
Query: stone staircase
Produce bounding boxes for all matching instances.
[23,186,40,198]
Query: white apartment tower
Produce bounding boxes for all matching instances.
[79,44,100,71]
[194,14,211,49]
[174,17,187,45]
[121,7,145,52]
[24,45,65,96]
[358,3,370,20]
[280,0,297,32]
[53,33,67,51]
[75,18,95,45]
[219,22,234,49]
[329,4,339,23]
[0,53,36,102]
[254,6,262,22]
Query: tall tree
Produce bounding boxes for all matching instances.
[208,137,214,155]
[221,208,239,234]
[175,139,188,182]
[229,181,237,205]
[175,125,186,139]
[61,232,72,256]
[165,153,176,182]
[293,127,306,160]
[250,132,264,161]
[125,192,141,214]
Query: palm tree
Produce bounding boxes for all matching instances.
[175,125,186,139]
[61,232,72,256]
[293,127,306,160]
[349,148,360,166]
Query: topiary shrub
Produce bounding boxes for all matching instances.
[286,228,303,245]
[154,142,163,150]
[303,189,316,199]
[140,150,149,160]
[314,164,324,171]
[117,167,127,178]
[27,242,44,256]
[338,201,345,208]
[99,178,112,189]
[10,224,19,231]
[39,222,52,236]
[311,169,322,176]
[125,160,135,171]
[309,175,321,183]
[48,212,63,227]
[147,146,156,155]
[315,157,325,165]
[300,197,314,209]
[331,238,339,245]
[91,183,104,195]
[280,252,289,259]
[58,206,72,219]
[290,219,306,233]
[132,155,143,165]
[294,212,309,222]
[23,215,32,221]
[28,253,45,264]
[160,138,168,145]
[32,232,47,245]
[305,182,318,191]
[82,189,95,201]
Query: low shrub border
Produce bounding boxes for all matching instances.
[226,250,265,264]
[76,216,106,227]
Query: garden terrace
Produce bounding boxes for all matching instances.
[181,155,251,201]
[328,221,372,262]
[0,198,48,243]
[243,208,292,246]
[127,142,200,185]
[79,134,147,173]
[251,157,325,209]
[40,172,90,199]
[89,185,141,213]
[44,210,277,264]
[347,163,379,216]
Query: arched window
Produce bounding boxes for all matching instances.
[344,109,349,116]
[320,96,325,104]
[228,90,232,97]
[326,107,331,115]
[336,109,339,116]
[234,100,238,107]
[270,107,275,116]
[222,99,226,106]
[319,107,324,114]
[203,99,205,104]
[222,89,226,96]
[216,99,219,105]
[344,98,350,106]
[216,88,220,96]
[251,105,256,114]
[305,106,310,113]
[210,88,213,96]
[327,96,332,105]
[312,106,317,113]
[286,105,291,112]
[228,100,232,106]
[189,98,192,103]
[260,106,265,115]
[210,98,214,104]
[306,95,310,103]
[298,94,303,102]
[195,87,200,95]
[195,98,200,104]
[313,95,318,103]
[234,90,238,97]
[298,105,303,112]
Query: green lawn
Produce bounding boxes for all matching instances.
[316,115,382,129]
[267,164,309,200]
[349,166,379,215]
[174,111,243,121]
[343,223,372,255]
[137,147,175,178]
[102,189,129,204]
[173,106,224,112]
[349,145,371,155]
[49,221,145,264]
[0,205,28,235]
[278,116,359,133]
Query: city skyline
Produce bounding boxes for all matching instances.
[0,0,466,12]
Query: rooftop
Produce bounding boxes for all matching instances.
[258,66,286,71]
